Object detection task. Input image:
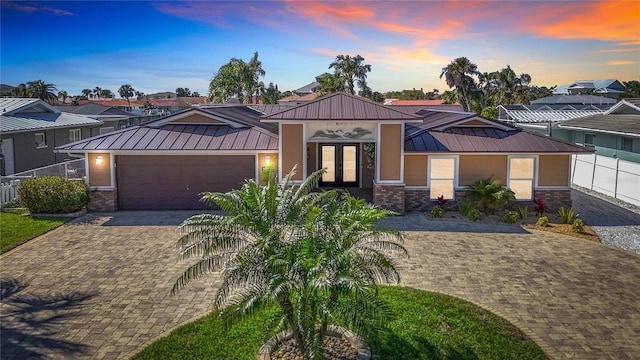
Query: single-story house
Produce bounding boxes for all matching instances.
[1,98,103,175]
[56,92,591,213]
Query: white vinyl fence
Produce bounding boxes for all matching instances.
[572,154,640,206]
[1,159,85,207]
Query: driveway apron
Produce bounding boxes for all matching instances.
[1,211,639,359]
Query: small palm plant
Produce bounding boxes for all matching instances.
[172,168,406,359]
[464,178,515,214]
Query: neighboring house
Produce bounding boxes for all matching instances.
[278,93,317,105]
[556,98,640,162]
[554,79,627,99]
[57,103,161,134]
[0,98,102,175]
[556,99,640,206]
[56,92,590,212]
[498,94,616,135]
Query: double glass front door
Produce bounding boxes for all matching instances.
[319,144,359,187]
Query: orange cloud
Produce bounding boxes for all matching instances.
[608,60,637,66]
[524,1,640,42]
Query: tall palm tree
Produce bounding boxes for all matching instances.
[329,54,372,95]
[173,169,406,359]
[100,89,113,99]
[439,57,481,112]
[81,89,92,98]
[315,73,346,96]
[93,87,102,100]
[57,90,68,104]
[26,80,57,104]
[118,84,135,107]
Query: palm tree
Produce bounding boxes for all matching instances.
[118,84,135,107]
[208,52,266,104]
[81,89,92,98]
[315,73,346,96]
[11,83,28,97]
[135,91,145,101]
[173,169,406,359]
[26,80,57,104]
[101,89,113,99]
[57,90,68,104]
[439,57,481,112]
[93,87,102,100]
[329,54,372,95]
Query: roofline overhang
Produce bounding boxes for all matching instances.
[557,125,640,138]
[148,108,246,128]
[1,121,104,135]
[260,118,423,123]
[53,149,278,155]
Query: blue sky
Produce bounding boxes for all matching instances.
[1,1,638,96]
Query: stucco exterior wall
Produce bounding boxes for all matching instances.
[538,155,570,186]
[404,155,427,186]
[379,124,402,181]
[281,124,304,180]
[458,155,507,186]
[88,153,112,187]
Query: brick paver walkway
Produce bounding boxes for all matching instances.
[2,211,639,359]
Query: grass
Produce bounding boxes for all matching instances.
[0,210,71,254]
[132,286,547,360]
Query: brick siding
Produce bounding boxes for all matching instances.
[533,189,572,212]
[373,183,405,214]
[88,189,118,212]
[405,188,429,211]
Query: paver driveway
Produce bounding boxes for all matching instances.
[2,211,640,359]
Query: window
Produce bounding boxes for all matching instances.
[622,138,633,152]
[508,157,535,200]
[69,129,81,143]
[429,157,456,199]
[99,126,115,135]
[35,133,47,148]
[584,134,595,147]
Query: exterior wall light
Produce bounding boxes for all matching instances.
[96,155,103,165]
[265,155,270,165]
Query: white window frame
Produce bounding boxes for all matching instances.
[69,128,81,143]
[99,126,115,135]
[427,155,458,200]
[35,133,47,148]
[507,155,537,201]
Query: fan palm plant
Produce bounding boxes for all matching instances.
[173,168,406,359]
[464,178,515,214]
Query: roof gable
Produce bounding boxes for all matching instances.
[605,99,640,115]
[148,108,246,128]
[263,92,422,122]
[1,98,60,115]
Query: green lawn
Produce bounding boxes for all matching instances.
[133,286,547,360]
[0,210,71,254]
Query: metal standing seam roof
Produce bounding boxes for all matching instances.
[530,94,617,105]
[405,125,592,153]
[262,92,423,121]
[55,124,278,151]
[1,112,103,133]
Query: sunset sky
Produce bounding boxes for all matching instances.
[1,1,639,96]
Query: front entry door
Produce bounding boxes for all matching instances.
[319,144,359,187]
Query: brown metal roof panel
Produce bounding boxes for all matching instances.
[111,128,144,149]
[182,125,206,150]
[244,130,260,149]
[146,127,172,149]
[157,128,182,150]
[219,130,239,149]
[134,128,162,150]
[232,128,250,150]
[169,127,192,150]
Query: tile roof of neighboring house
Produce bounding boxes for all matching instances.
[278,93,317,103]
[56,124,278,152]
[387,99,446,106]
[531,94,617,105]
[85,99,142,107]
[263,92,422,121]
[390,104,465,115]
[558,114,640,137]
[1,98,102,133]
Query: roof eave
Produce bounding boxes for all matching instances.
[557,125,640,138]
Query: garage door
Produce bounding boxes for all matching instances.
[117,155,255,210]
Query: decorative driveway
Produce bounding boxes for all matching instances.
[2,211,639,359]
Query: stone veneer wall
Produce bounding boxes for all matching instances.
[88,189,118,212]
[373,183,405,214]
[405,188,429,211]
[533,189,572,211]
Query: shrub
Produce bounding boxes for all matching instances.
[536,216,549,227]
[534,199,548,216]
[516,206,528,220]
[1,198,22,209]
[572,218,585,233]
[464,178,515,214]
[468,208,481,221]
[503,210,518,224]
[260,163,277,184]
[436,195,447,207]
[430,205,443,218]
[458,202,473,217]
[558,207,576,224]
[18,176,89,214]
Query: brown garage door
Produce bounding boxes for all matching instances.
[116,155,255,210]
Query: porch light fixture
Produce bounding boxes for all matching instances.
[96,155,103,165]
[265,156,270,165]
